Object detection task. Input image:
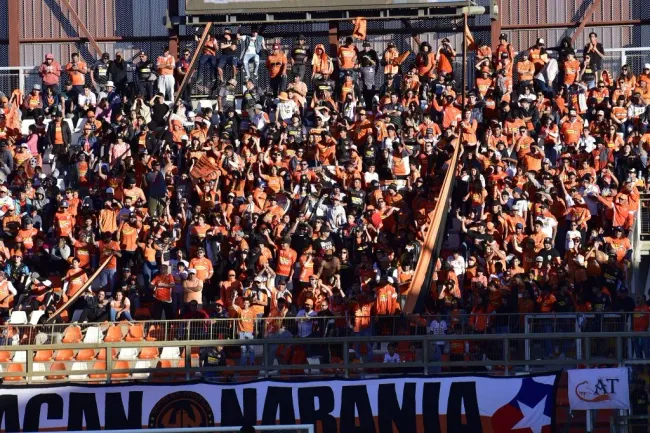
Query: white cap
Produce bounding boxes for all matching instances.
[537,38,545,44]
[187,111,196,117]
[181,135,189,141]
[42,280,52,287]
[106,81,114,87]
[645,63,650,70]
[106,187,114,194]
[188,268,197,274]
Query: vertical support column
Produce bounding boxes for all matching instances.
[490,0,502,52]
[8,0,20,66]
[328,21,339,78]
[168,0,180,59]
[461,13,468,110]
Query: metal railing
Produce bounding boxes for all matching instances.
[0,330,643,384]
[610,415,650,433]
[0,311,639,346]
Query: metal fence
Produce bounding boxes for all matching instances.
[0,330,642,384]
[610,415,650,433]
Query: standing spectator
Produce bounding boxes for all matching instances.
[584,32,605,81]
[175,49,192,104]
[183,268,204,310]
[267,43,288,97]
[135,52,156,100]
[108,51,129,96]
[229,293,257,366]
[152,264,175,319]
[65,53,89,103]
[217,28,240,83]
[156,46,176,101]
[240,27,266,81]
[39,53,62,92]
[290,35,310,82]
[91,53,111,92]
[198,33,218,86]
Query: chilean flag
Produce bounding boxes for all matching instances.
[491,378,555,433]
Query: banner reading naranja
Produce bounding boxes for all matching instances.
[0,374,559,433]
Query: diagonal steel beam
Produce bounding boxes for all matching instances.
[570,0,602,44]
[173,22,213,106]
[58,0,104,57]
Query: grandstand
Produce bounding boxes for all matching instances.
[0,0,649,432]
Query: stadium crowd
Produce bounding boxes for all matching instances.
[0,26,648,365]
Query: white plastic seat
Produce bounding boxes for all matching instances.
[29,310,45,325]
[132,360,152,379]
[160,347,180,360]
[69,362,89,380]
[306,357,321,375]
[83,327,103,344]
[12,351,26,363]
[118,348,139,360]
[9,311,28,325]
[31,362,47,382]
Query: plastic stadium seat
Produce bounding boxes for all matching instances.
[32,362,47,382]
[75,349,96,361]
[70,362,89,381]
[34,350,53,362]
[111,361,131,380]
[83,327,103,343]
[118,348,139,360]
[0,351,11,362]
[4,363,24,381]
[125,324,144,342]
[160,347,180,360]
[132,360,152,379]
[145,325,164,341]
[62,325,83,344]
[46,363,67,380]
[9,311,27,325]
[97,348,118,361]
[138,347,159,360]
[29,310,45,325]
[88,361,107,380]
[103,325,123,343]
[153,359,173,378]
[13,351,26,363]
[54,349,75,362]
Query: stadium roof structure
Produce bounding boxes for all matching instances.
[183,0,483,24]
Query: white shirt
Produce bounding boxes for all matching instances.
[578,136,596,153]
[428,319,448,346]
[363,171,379,185]
[536,216,557,239]
[565,229,582,250]
[579,183,601,216]
[446,256,466,278]
[296,309,317,337]
[326,204,347,232]
[78,91,97,107]
[277,100,298,122]
[383,352,401,363]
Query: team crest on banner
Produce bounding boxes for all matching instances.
[148,391,214,428]
[568,368,630,410]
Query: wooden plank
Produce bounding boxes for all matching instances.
[58,0,103,57]
[570,0,602,44]
[403,135,461,313]
[8,0,20,65]
[172,22,213,107]
[45,255,113,324]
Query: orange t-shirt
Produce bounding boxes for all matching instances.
[157,55,175,75]
[189,257,213,282]
[338,46,357,69]
[65,268,88,297]
[99,240,120,270]
[152,274,175,302]
[66,61,87,86]
[119,223,139,252]
[276,247,297,277]
[54,212,75,237]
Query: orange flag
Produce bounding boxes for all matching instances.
[465,22,477,51]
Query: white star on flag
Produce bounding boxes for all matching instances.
[511,396,551,433]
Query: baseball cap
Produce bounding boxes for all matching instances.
[537,38,545,44]
[535,256,544,262]
[45,53,54,59]
[645,63,650,70]
[60,201,69,208]
[499,33,507,40]
[33,84,41,91]
[515,223,524,229]
[254,276,264,283]
[542,158,551,164]
[254,104,263,110]
[181,135,189,141]
[106,187,115,194]
[106,81,114,87]
[188,268,197,274]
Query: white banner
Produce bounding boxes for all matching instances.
[568,368,630,410]
[0,375,559,433]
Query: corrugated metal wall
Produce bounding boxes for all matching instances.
[501,0,634,26]
[20,0,116,39]
[0,0,8,66]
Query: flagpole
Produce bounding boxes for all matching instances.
[461,12,468,110]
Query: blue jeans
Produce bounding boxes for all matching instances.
[633,337,650,359]
[353,328,372,363]
[239,332,255,366]
[99,268,117,295]
[143,261,158,294]
[242,52,260,77]
[110,309,133,322]
[199,55,217,82]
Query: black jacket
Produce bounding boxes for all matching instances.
[46,119,72,148]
